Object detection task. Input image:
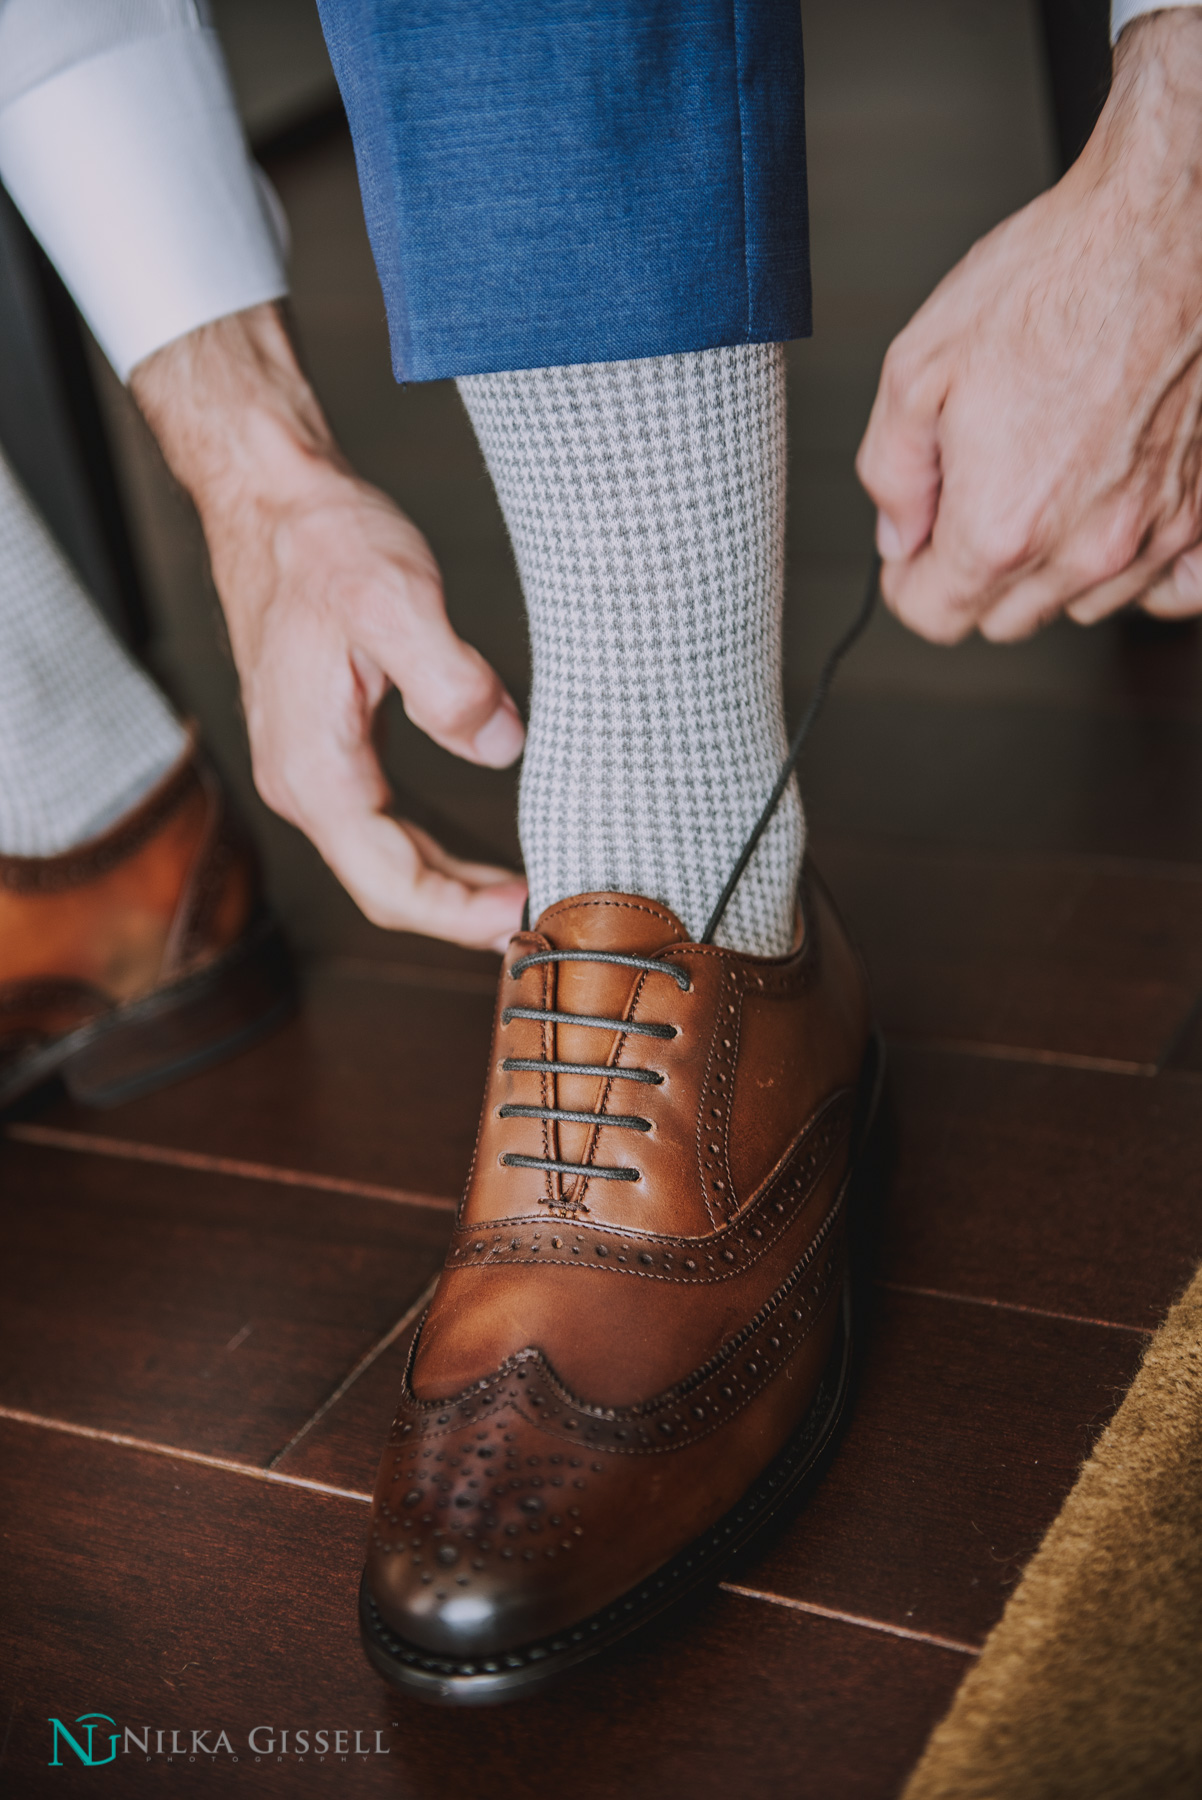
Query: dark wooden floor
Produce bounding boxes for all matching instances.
[3,689,1200,1796]
[3,2,1202,1793]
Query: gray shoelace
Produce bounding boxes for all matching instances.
[503,557,880,1185]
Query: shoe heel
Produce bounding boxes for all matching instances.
[61,917,295,1107]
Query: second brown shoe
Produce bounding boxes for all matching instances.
[0,735,294,1110]
[359,869,877,1703]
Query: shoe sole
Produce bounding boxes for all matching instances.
[359,1030,885,1707]
[0,913,296,1111]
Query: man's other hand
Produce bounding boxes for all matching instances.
[132,303,526,951]
[856,9,1202,643]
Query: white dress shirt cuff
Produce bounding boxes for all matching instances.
[1112,1,1202,41]
[0,27,288,381]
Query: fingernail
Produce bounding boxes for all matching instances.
[876,512,903,559]
[473,703,525,768]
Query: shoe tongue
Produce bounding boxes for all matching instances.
[533,892,691,956]
[529,894,690,1187]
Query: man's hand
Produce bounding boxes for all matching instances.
[856,9,1202,643]
[132,303,526,951]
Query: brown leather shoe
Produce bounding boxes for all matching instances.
[359,869,877,1703]
[0,736,293,1109]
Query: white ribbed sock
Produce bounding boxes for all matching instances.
[0,448,187,855]
[458,343,802,956]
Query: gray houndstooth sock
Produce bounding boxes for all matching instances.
[457,343,802,956]
[0,448,187,855]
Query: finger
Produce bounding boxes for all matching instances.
[984,569,1133,642]
[401,819,527,889]
[938,499,1154,642]
[856,341,947,561]
[258,707,527,948]
[1140,544,1202,618]
[878,535,984,645]
[244,621,527,951]
[360,586,525,769]
[398,640,525,769]
[977,562,1109,641]
[1065,566,1159,627]
[994,512,1176,636]
[324,810,526,949]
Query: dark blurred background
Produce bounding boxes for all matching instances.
[8,0,1181,975]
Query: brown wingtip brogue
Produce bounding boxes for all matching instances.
[0,733,295,1110]
[359,868,878,1705]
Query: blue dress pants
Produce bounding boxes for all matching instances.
[315,1,810,382]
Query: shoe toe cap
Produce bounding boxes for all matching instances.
[363,1415,628,1658]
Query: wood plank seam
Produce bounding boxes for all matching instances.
[884,1038,1158,1077]
[0,1406,986,1651]
[0,1404,372,1502]
[2,1123,458,1213]
[5,1130,1167,1335]
[877,1282,1154,1338]
[719,1584,981,1657]
[266,1275,438,1470]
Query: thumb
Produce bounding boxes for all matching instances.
[855,342,946,561]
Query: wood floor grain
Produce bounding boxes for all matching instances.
[0,1139,450,1463]
[818,840,1202,1068]
[0,1419,967,1800]
[39,963,495,1201]
[747,1288,1143,1648]
[881,1049,1202,1330]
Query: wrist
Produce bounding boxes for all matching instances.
[1087,9,1202,185]
[130,302,345,524]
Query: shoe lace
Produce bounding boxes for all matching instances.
[500,554,881,1194]
[499,950,691,1183]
